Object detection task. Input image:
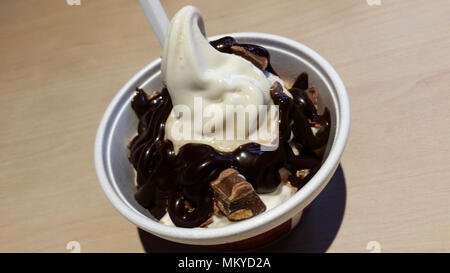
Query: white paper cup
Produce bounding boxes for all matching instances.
[94,32,350,249]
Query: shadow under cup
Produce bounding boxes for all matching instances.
[95,32,349,248]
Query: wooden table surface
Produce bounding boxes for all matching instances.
[1,0,449,253]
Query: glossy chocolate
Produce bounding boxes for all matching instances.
[128,37,331,228]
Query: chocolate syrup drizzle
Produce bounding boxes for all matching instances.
[128,37,331,228]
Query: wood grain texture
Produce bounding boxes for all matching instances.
[0,0,449,252]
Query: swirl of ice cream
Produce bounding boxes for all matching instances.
[162,6,284,152]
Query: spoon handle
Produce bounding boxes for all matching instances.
[139,0,170,46]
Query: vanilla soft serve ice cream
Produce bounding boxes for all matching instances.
[162,6,290,152]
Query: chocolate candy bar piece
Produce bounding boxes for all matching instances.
[230,45,269,71]
[210,168,266,221]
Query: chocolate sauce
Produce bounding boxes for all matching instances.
[128,37,331,228]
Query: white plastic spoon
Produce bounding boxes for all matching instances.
[138,0,170,46]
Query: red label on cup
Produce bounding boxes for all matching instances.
[208,219,293,251]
